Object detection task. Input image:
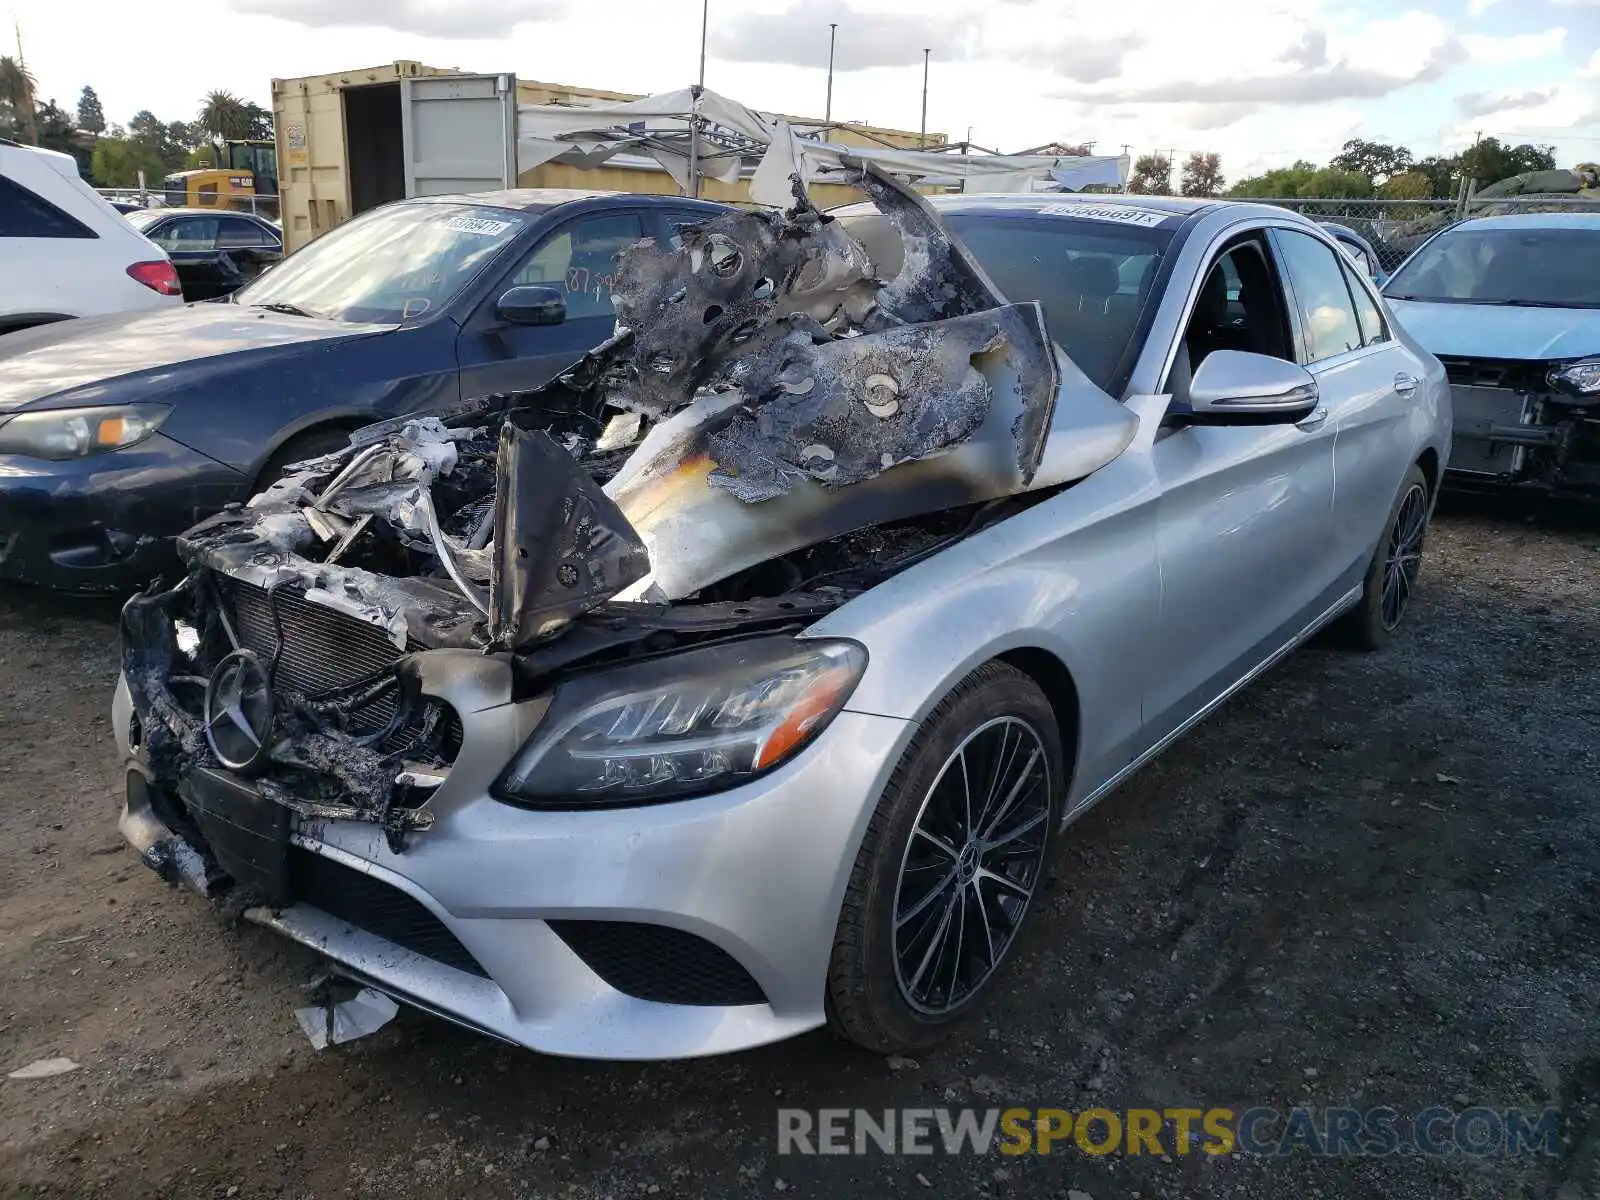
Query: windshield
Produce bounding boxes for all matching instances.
[1385,226,1600,308]
[124,209,162,230]
[233,202,533,323]
[837,210,1172,392]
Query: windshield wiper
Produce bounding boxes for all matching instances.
[1495,298,1600,309]
[250,301,324,319]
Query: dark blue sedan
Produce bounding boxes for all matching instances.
[0,189,727,592]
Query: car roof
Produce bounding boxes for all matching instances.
[134,207,275,219]
[1444,212,1600,232]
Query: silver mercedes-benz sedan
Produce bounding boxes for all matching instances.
[113,179,1451,1060]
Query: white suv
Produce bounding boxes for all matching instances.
[0,139,182,334]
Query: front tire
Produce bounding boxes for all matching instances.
[254,426,355,491]
[1332,464,1431,651]
[826,662,1063,1053]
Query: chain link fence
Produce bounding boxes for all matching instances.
[1246,195,1600,274]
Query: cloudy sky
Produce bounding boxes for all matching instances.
[7,0,1598,179]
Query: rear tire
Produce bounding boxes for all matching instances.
[826,662,1063,1053]
[1331,464,1430,651]
[254,427,354,491]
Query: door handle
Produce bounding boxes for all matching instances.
[1394,372,1419,396]
[1297,405,1329,431]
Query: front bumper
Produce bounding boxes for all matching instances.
[1441,362,1600,495]
[114,666,913,1060]
[0,434,240,592]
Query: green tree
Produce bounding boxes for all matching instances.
[0,56,38,145]
[198,90,253,142]
[1460,137,1557,188]
[75,86,105,136]
[1378,170,1435,220]
[1413,154,1462,199]
[1180,151,1224,197]
[1229,162,1372,199]
[33,100,75,154]
[126,110,191,173]
[1329,138,1414,186]
[1228,162,1316,197]
[90,136,166,188]
[1128,153,1172,195]
[243,102,273,141]
[1298,167,1374,199]
[167,120,203,155]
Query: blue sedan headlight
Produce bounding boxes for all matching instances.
[1548,359,1600,397]
[0,404,172,460]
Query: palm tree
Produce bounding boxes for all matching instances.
[0,55,38,145]
[197,90,252,144]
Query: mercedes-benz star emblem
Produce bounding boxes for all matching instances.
[203,649,275,774]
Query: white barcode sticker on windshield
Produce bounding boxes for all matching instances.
[443,215,514,237]
[1038,204,1170,228]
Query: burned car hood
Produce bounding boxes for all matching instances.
[163,160,1135,655]
[606,346,1135,601]
[1386,298,1600,363]
[0,304,394,414]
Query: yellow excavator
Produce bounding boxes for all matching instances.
[161,140,279,216]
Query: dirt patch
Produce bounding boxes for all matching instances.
[1,502,1597,1200]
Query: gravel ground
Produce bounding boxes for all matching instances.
[1,500,1597,1200]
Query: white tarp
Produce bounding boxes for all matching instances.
[515,86,1129,204]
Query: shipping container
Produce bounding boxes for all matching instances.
[271,61,944,252]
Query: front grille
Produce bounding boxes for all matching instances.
[547,920,767,1007]
[1441,357,1550,393]
[228,581,462,757]
[289,847,489,978]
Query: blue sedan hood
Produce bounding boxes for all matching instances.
[0,304,396,413]
[1385,298,1600,363]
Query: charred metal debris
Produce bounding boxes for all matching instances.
[121,160,1068,854]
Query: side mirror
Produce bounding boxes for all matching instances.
[496,285,566,327]
[1181,350,1319,425]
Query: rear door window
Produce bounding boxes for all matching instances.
[217,217,276,249]
[507,212,646,321]
[0,174,96,239]
[152,217,221,252]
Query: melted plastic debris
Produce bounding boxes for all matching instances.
[488,424,651,648]
[294,979,399,1050]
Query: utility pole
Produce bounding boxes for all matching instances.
[920,48,931,148]
[688,0,709,199]
[825,23,837,126]
[697,0,709,88]
[13,18,37,146]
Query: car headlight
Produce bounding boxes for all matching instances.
[1548,359,1600,396]
[0,404,171,460]
[494,635,867,809]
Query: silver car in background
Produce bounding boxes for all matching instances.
[1383,213,1599,496]
[115,193,1450,1060]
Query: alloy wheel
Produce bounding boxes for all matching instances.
[1381,483,1428,631]
[891,716,1052,1016]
